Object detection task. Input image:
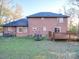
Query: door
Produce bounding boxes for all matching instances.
[54,27,61,33]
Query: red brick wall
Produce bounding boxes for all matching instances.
[16,27,28,36]
[3,27,16,35]
[4,27,16,32]
[4,27,28,36]
[28,17,68,36]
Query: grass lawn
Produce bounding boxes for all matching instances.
[0,37,79,59]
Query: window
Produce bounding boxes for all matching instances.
[19,27,23,32]
[58,18,64,23]
[43,26,46,31]
[54,27,61,33]
[17,27,27,32]
[41,17,44,20]
[8,27,15,32]
[32,27,37,30]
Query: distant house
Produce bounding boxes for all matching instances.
[3,12,69,36]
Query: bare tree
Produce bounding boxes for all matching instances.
[12,4,23,20]
[0,0,14,24]
[63,0,79,38]
[0,0,23,24]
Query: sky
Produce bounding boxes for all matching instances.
[14,0,67,17]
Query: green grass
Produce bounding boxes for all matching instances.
[0,37,79,59]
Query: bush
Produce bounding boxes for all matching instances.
[34,34,42,41]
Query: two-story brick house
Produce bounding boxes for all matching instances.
[27,12,68,36]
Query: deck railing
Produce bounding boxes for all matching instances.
[48,31,79,41]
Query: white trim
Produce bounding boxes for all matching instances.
[57,18,64,23]
[41,17,44,20]
[32,27,37,30]
[43,26,46,31]
[17,27,27,33]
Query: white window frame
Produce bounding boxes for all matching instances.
[57,18,64,23]
[43,26,46,31]
[41,17,44,20]
[32,27,37,31]
[23,27,27,32]
[17,27,27,33]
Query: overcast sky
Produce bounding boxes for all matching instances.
[14,0,67,17]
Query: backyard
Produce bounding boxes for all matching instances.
[0,37,79,59]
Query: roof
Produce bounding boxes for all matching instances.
[3,18,28,27]
[27,12,69,18]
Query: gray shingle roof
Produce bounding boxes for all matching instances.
[27,12,69,18]
[3,18,28,27]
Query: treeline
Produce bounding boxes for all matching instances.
[0,0,23,24]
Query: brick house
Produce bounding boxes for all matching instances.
[3,18,28,36]
[27,12,68,36]
[3,12,69,37]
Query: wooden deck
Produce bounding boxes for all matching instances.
[48,31,79,41]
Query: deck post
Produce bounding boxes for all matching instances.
[68,32,72,41]
[53,32,55,41]
[48,31,53,41]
